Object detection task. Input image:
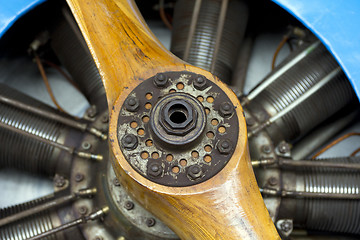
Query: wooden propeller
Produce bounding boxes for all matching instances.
[66,0,279,239]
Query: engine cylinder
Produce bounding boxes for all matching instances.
[0,196,60,240]
[279,157,360,235]
[247,43,356,143]
[0,84,73,176]
[51,9,107,112]
[171,0,248,83]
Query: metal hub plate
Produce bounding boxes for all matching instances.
[117,71,239,187]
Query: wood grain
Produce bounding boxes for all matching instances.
[66,0,279,239]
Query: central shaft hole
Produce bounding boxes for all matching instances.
[169,104,188,124]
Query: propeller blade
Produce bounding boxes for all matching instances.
[66,0,279,239]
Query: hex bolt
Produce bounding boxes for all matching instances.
[193,75,207,90]
[146,218,156,227]
[54,175,65,187]
[217,139,232,155]
[86,105,97,118]
[75,173,84,182]
[278,142,290,154]
[267,177,278,186]
[219,102,234,117]
[279,220,293,232]
[153,73,168,87]
[125,97,139,112]
[121,134,138,150]
[148,163,163,177]
[78,206,88,215]
[261,145,271,154]
[188,165,202,180]
[124,201,134,210]
[81,141,91,150]
[113,178,120,186]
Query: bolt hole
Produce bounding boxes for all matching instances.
[145,103,152,109]
[176,82,184,90]
[191,151,199,158]
[204,155,212,163]
[197,96,204,102]
[204,145,212,152]
[170,111,187,124]
[166,154,174,162]
[130,121,138,128]
[206,96,214,103]
[152,152,159,159]
[142,116,150,123]
[172,166,180,173]
[180,159,187,166]
[218,126,226,133]
[141,151,149,159]
[137,128,145,136]
[206,131,214,138]
[211,119,219,126]
[145,139,153,147]
[146,93,152,100]
[169,104,188,124]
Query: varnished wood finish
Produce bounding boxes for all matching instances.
[66,0,279,239]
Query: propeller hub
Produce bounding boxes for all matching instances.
[117,71,239,187]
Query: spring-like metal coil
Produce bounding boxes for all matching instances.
[171,0,248,83]
[280,157,360,235]
[0,195,58,240]
[51,10,106,111]
[249,43,356,142]
[0,84,68,176]
[0,214,57,240]
[0,194,53,218]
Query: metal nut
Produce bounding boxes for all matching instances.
[267,177,278,186]
[278,142,290,154]
[78,206,88,215]
[261,145,271,154]
[75,173,84,182]
[121,134,138,150]
[113,178,120,186]
[153,73,168,87]
[124,201,134,210]
[279,219,293,232]
[160,100,198,136]
[81,141,91,150]
[86,105,97,118]
[188,165,202,180]
[125,97,139,112]
[148,163,163,177]
[219,102,234,118]
[217,139,232,154]
[54,174,66,187]
[146,218,156,227]
[193,75,207,90]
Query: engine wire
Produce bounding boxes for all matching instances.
[351,147,360,157]
[34,52,71,115]
[271,35,289,70]
[42,60,81,91]
[312,132,360,159]
[159,0,172,30]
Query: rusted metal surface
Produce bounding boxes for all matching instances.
[117,71,239,187]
